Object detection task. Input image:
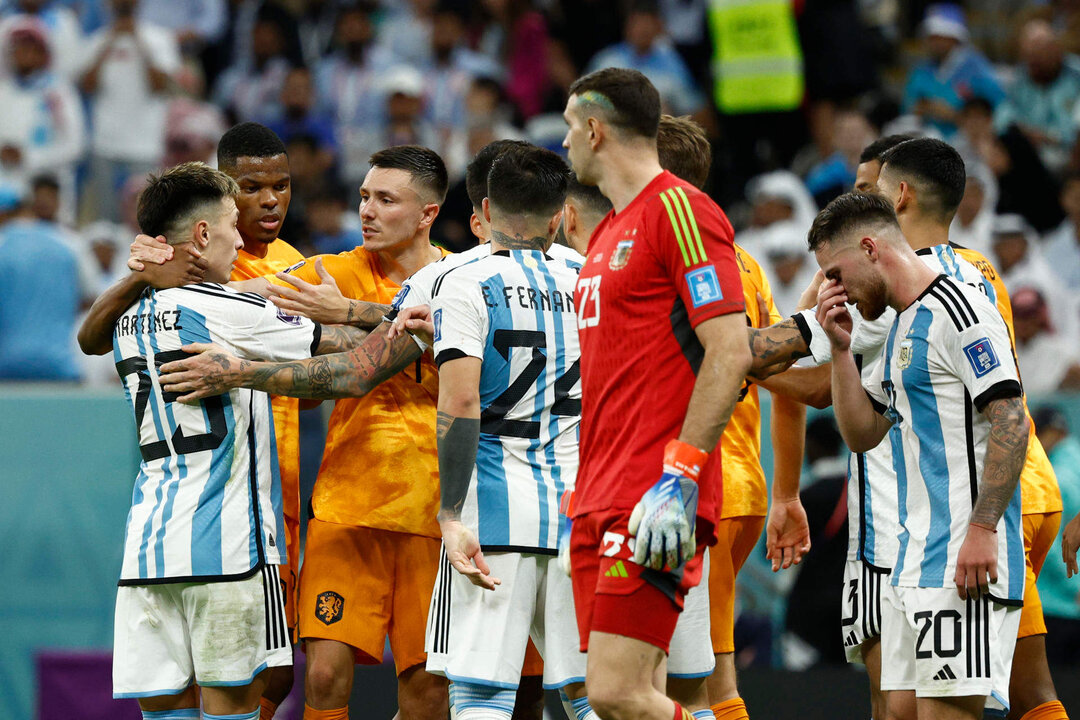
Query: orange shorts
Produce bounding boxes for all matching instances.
[522,639,543,676]
[1019,511,1061,639]
[707,515,766,654]
[298,518,441,675]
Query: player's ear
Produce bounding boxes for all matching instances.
[548,208,564,238]
[482,197,491,224]
[587,116,602,150]
[194,219,210,246]
[860,235,878,260]
[419,202,440,230]
[563,202,578,236]
[469,212,484,242]
[895,181,913,215]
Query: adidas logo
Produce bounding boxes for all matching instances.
[604,560,629,578]
[844,631,858,647]
[933,665,957,681]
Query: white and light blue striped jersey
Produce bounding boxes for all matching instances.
[113,283,319,585]
[863,275,1024,604]
[431,248,582,553]
[802,247,1004,570]
[389,242,584,352]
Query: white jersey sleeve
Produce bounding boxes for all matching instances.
[934,289,1021,411]
[431,272,489,363]
[798,305,896,366]
[217,292,320,363]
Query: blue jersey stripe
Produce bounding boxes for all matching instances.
[513,251,551,547]
[533,255,568,541]
[477,274,513,546]
[1005,485,1024,600]
[883,320,911,583]
[861,451,876,564]
[133,294,172,578]
[148,293,187,577]
[265,397,285,555]
[903,307,952,587]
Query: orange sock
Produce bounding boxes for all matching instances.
[711,697,749,720]
[259,698,279,720]
[1021,701,1070,720]
[302,705,348,720]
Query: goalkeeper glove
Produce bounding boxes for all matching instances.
[628,439,707,571]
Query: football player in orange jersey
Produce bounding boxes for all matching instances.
[78,122,330,719]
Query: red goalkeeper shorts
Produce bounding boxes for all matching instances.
[569,508,711,654]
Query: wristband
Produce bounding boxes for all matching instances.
[663,439,709,483]
[969,521,997,533]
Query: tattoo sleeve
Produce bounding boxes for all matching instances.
[436,411,481,521]
[344,300,393,328]
[240,322,423,399]
[971,396,1028,528]
[747,317,811,371]
[315,324,370,354]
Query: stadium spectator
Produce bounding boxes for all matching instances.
[264,66,337,158]
[79,0,180,222]
[759,221,818,315]
[315,2,395,186]
[989,214,1062,299]
[586,0,705,118]
[1032,406,1080,668]
[735,170,817,259]
[949,161,997,256]
[1043,170,1080,292]
[0,183,84,381]
[161,95,227,167]
[135,0,224,51]
[995,19,1080,174]
[212,6,292,122]
[0,18,85,222]
[307,184,363,256]
[901,4,1004,137]
[471,0,550,120]
[1011,287,1080,396]
[0,0,83,78]
[803,107,875,207]
[422,5,497,140]
[278,132,333,251]
[296,0,338,69]
[376,0,435,68]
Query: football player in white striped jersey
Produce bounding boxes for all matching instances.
[813,193,1027,720]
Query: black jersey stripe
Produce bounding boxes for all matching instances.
[177,285,267,308]
[929,288,965,332]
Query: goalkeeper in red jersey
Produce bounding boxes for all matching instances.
[561,68,751,720]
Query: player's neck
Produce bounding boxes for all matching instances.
[888,252,941,311]
[375,235,440,285]
[598,148,664,214]
[489,223,549,253]
[898,214,949,251]
[242,236,273,258]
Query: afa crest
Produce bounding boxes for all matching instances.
[609,239,634,270]
[897,339,913,370]
[315,591,344,625]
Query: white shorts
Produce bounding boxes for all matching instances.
[113,565,291,698]
[840,559,889,663]
[668,549,714,677]
[880,585,1021,711]
[425,549,586,690]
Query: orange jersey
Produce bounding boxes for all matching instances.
[719,244,780,519]
[952,244,1062,515]
[277,247,448,537]
[231,240,306,537]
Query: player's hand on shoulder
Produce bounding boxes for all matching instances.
[388,304,434,346]
[954,523,998,600]
[1063,511,1080,579]
[129,234,209,286]
[628,440,705,571]
[159,342,244,403]
[439,517,501,590]
[765,495,811,572]
[268,258,349,324]
[816,279,852,351]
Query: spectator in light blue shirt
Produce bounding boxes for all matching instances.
[1033,406,1080,667]
[0,185,83,381]
[586,0,704,117]
[902,4,1005,137]
[995,19,1080,173]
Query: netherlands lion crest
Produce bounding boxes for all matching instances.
[609,238,634,270]
[315,591,344,625]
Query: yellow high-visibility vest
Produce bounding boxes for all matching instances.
[709,0,804,114]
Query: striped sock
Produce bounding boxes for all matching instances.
[141,711,199,720]
[711,697,749,720]
[692,711,713,719]
[673,701,694,720]
[558,691,598,720]
[259,698,278,720]
[1020,700,1070,720]
[451,681,515,719]
[202,710,260,720]
[302,706,348,720]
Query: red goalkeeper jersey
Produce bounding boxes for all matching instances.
[573,171,744,525]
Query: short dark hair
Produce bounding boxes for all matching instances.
[137,162,240,240]
[218,122,287,169]
[568,67,661,139]
[487,145,569,217]
[465,139,531,210]
[566,173,612,218]
[656,114,711,189]
[31,174,60,193]
[859,134,915,164]
[369,145,449,204]
[879,137,966,219]
[807,192,899,251]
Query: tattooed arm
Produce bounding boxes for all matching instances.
[159,321,423,401]
[746,316,812,376]
[955,395,1028,600]
[436,356,499,589]
[314,324,370,354]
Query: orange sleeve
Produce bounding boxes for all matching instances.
[268,252,368,299]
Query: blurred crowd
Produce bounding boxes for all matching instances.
[5,0,1080,387]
